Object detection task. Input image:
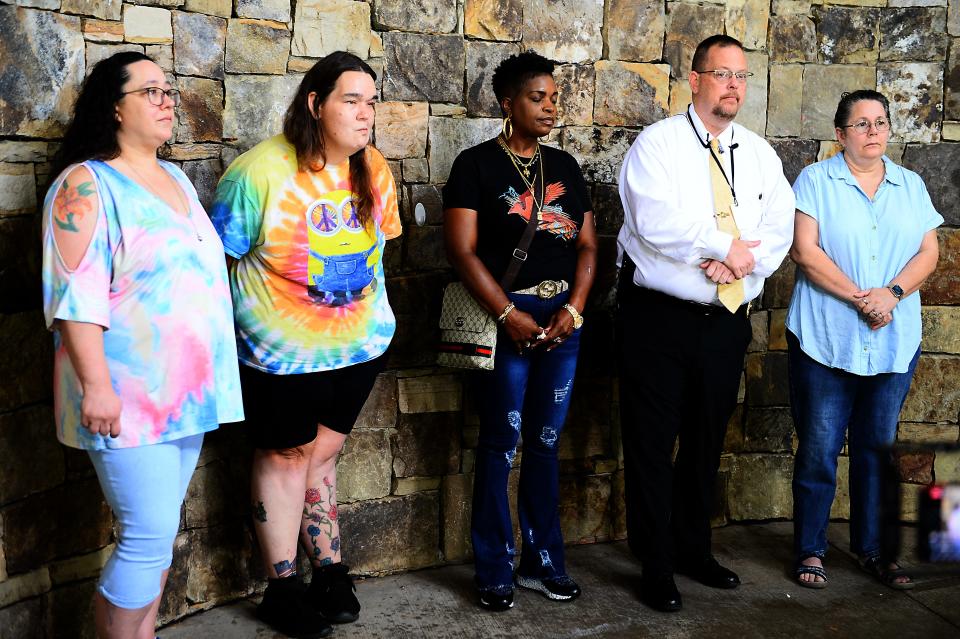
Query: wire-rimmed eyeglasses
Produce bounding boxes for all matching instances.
[839,118,890,134]
[694,69,754,83]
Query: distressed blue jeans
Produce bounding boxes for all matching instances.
[788,331,919,561]
[471,291,581,591]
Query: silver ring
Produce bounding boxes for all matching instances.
[554,337,563,343]
[536,330,547,341]
[524,341,532,348]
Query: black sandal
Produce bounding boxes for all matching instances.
[859,556,915,590]
[795,562,828,589]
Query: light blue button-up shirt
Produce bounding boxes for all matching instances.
[786,152,942,375]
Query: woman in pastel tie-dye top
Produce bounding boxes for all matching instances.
[40,52,243,638]
[211,52,401,637]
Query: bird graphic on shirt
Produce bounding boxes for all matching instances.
[500,182,578,241]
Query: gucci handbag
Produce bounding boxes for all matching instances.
[437,282,497,370]
[437,161,541,370]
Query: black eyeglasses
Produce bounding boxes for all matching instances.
[121,87,181,107]
[694,69,754,83]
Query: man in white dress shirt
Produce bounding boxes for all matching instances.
[615,34,795,612]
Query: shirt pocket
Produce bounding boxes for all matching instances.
[730,186,763,233]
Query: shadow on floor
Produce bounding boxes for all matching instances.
[159,522,960,639]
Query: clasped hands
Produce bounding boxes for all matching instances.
[503,307,575,354]
[700,238,761,284]
[853,287,897,330]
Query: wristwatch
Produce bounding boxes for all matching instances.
[889,284,904,300]
[563,303,584,329]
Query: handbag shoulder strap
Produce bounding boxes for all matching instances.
[498,173,541,291]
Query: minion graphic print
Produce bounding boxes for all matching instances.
[306,189,380,306]
[211,135,401,375]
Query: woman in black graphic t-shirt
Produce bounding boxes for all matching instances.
[443,51,597,612]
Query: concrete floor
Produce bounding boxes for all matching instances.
[158,523,960,639]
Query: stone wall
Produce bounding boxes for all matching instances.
[1,0,958,635]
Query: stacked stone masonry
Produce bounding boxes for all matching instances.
[0,0,958,633]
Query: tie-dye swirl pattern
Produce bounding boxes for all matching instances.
[41,161,245,451]
[210,135,401,375]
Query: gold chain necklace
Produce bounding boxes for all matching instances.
[497,136,540,179]
[497,136,545,221]
[121,158,203,241]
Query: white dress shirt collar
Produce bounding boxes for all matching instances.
[686,104,735,152]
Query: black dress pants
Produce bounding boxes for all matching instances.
[616,278,751,578]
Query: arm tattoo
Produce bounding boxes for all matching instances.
[53,179,95,233]
[253,501,267,523]
[273,559,296,578]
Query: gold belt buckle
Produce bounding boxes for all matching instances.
[536,280,560,299]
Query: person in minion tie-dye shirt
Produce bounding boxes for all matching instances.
[211,51,401,639]
[40,52,243,638]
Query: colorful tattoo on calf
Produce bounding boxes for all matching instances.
[53,179,95,233]
[303,476,340,564]
[273,559,296,578]
[253,501,267,523]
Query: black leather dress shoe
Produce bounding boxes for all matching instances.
[477,586,514,612]
[640,574,682,612]
[677,558,740,589]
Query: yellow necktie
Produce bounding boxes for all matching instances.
[709,138,744,313]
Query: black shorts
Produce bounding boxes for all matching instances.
[239,355,387,450]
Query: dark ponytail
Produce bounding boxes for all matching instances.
[834,90,891,129]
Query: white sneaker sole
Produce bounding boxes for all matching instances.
[514,575,576,601]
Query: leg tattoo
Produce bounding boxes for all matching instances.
[253,501,267,523]
[273,559,296,578]
[302,476,341,566]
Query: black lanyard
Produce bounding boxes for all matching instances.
[686,110,738,207]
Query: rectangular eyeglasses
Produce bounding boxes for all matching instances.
[121,87,181,107]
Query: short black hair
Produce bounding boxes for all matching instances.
[691,34,744,72]
[834,90,891,129]
[491,51,556,115]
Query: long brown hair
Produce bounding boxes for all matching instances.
[283,52,378,229]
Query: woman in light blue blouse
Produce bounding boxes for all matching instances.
[787,90,941,590]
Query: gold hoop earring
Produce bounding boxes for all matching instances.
[501,115,513,140]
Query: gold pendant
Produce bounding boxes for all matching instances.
[522,168,530,178]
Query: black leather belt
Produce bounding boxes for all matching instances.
[632,285,744,316]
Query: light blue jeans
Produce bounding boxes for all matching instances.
[788,331,919,561]
[88,434,203,608]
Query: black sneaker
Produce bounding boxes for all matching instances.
[307,562,361,623]
[256,580,332,638]
[477,584,514,612]
[514,574,582,601]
